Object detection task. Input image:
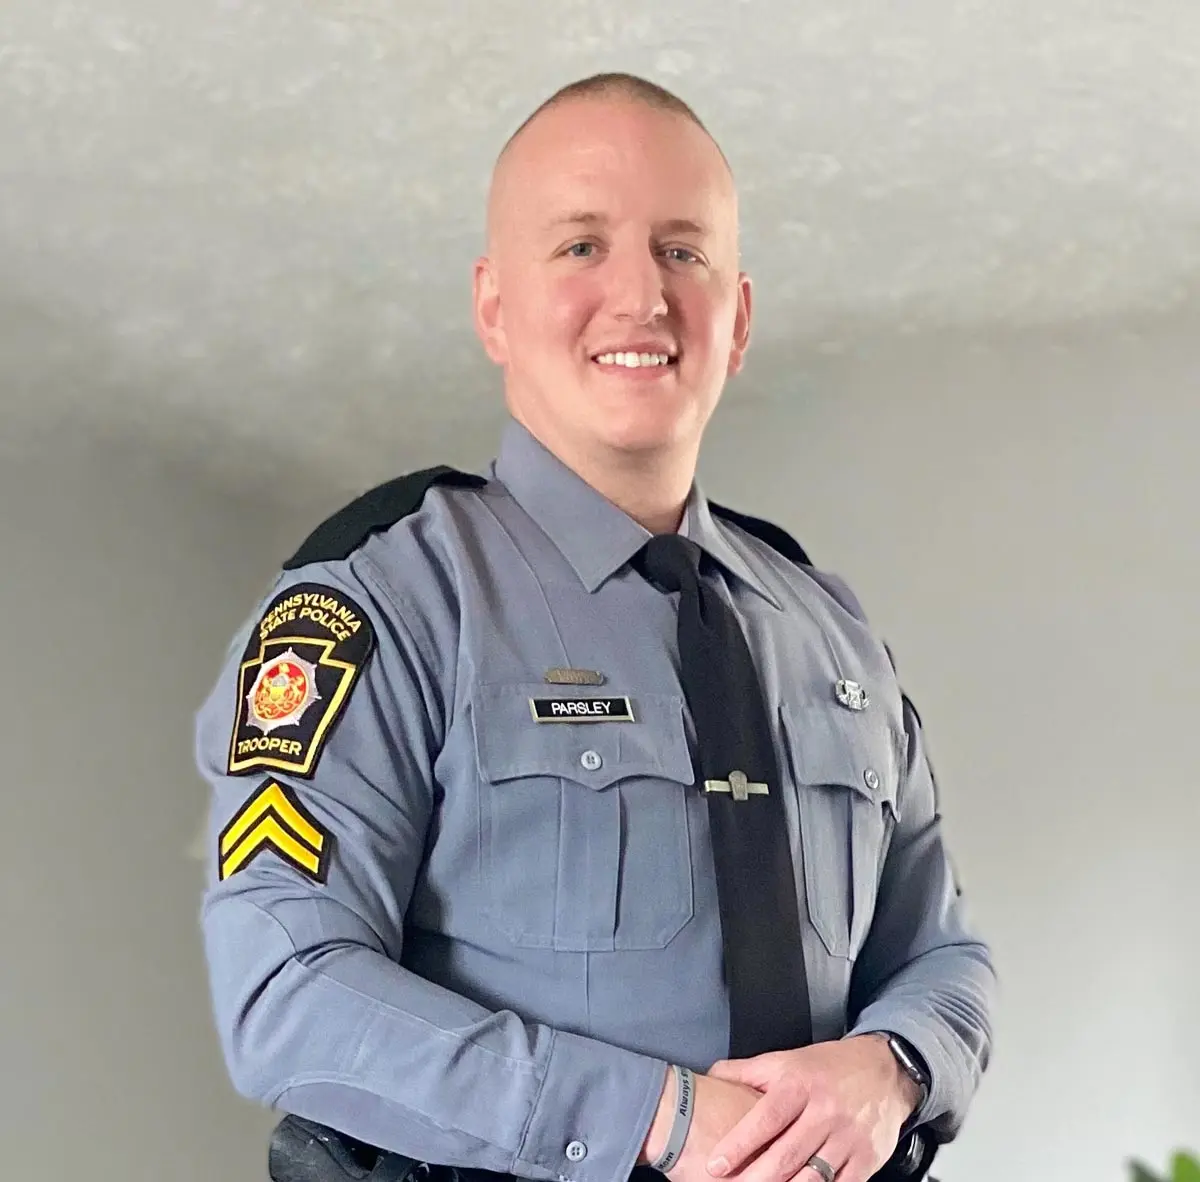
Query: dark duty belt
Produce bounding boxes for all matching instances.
[267,1116,939,1182]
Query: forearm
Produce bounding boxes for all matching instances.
[845,936,995,1138]
[204,893,667,1182]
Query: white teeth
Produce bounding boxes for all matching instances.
[594,351,673,368]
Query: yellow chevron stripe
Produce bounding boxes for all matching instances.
[220,781,324,857]
[220,815,321,880]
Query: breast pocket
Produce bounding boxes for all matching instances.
[471,683,697,952]
[779,703,901,960]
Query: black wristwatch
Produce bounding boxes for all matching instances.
[883,1034,931,1110]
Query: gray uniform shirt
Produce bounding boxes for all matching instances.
[196,418,995,1182]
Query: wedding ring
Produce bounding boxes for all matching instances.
[804,1155,835,1182]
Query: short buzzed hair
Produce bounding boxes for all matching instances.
[497,72,732,176]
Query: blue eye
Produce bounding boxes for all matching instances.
[664,246,699,264]
[566,242,594,258]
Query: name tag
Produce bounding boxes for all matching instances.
[529,696,634,723]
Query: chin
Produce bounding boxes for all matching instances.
[607,399,709,453]
[597,418,691,457]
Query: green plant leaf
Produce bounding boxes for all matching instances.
[1171,1151,1200,1182]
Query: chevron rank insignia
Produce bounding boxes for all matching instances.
[218,779,334,883]
[227,582,375,778]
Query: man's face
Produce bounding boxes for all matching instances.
[474,97,751,467]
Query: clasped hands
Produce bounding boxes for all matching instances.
[644,1035,922,1182]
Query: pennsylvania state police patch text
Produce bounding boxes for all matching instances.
[227,582,374,777]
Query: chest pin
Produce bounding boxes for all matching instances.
[544,667,606,687]
[835,679,869,711]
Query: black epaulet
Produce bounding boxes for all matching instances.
[708,501,813,568]
[282,465,486,570]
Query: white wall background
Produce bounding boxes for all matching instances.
[2,310,1196,1182]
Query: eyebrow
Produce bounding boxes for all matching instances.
[543,211,710,237]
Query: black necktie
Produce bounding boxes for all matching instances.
[636,534,812,1057]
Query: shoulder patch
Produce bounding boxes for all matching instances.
[709,501,813,568]
[283,465,486,569]
[227,582,375,778]
[219,778,334,883]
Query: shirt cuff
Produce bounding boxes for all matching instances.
[513,1029,669,1182]
[845,1018,941,1130]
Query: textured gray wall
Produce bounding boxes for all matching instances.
[4,0,1200,487]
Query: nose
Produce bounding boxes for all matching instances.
[606,244,669,325]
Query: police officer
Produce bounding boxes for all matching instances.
[196,72,995,1182]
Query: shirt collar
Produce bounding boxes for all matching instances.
[680,490,783,610]
[491,417,782,608]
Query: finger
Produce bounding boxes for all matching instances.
[706,1088,808,1177]
[737,1111,829,1182]
[794,1134,855,1182]
[822,1146,875,1182]
[706,1058,749,1084]
[707,1055,772,1089]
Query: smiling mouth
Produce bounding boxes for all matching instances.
[591,351,677,369]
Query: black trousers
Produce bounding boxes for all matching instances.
[266,1116,938,1182]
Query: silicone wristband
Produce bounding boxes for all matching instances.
[650,1064,695,1174]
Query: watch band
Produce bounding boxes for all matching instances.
[885,1034,931,1105]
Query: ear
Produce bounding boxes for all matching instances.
[726,272,753,377]
[473,255,508,366]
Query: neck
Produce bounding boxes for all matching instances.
[585,461,690,536]
[518,418,695,536]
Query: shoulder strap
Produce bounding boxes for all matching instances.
[282,464,485,569]
[708,500,813,568]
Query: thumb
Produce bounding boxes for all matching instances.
[706,1055,773,1089]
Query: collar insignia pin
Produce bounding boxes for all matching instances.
[835,679,869,711]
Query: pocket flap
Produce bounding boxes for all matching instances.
[471,682,695,790]
[780,701,900,807]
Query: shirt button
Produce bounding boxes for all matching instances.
[864,768,880,791]
[566,1140,588,1162]
[580,750,602,771]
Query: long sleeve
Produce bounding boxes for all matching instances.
[844,690,997,1142]
[195,556,667,1182]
